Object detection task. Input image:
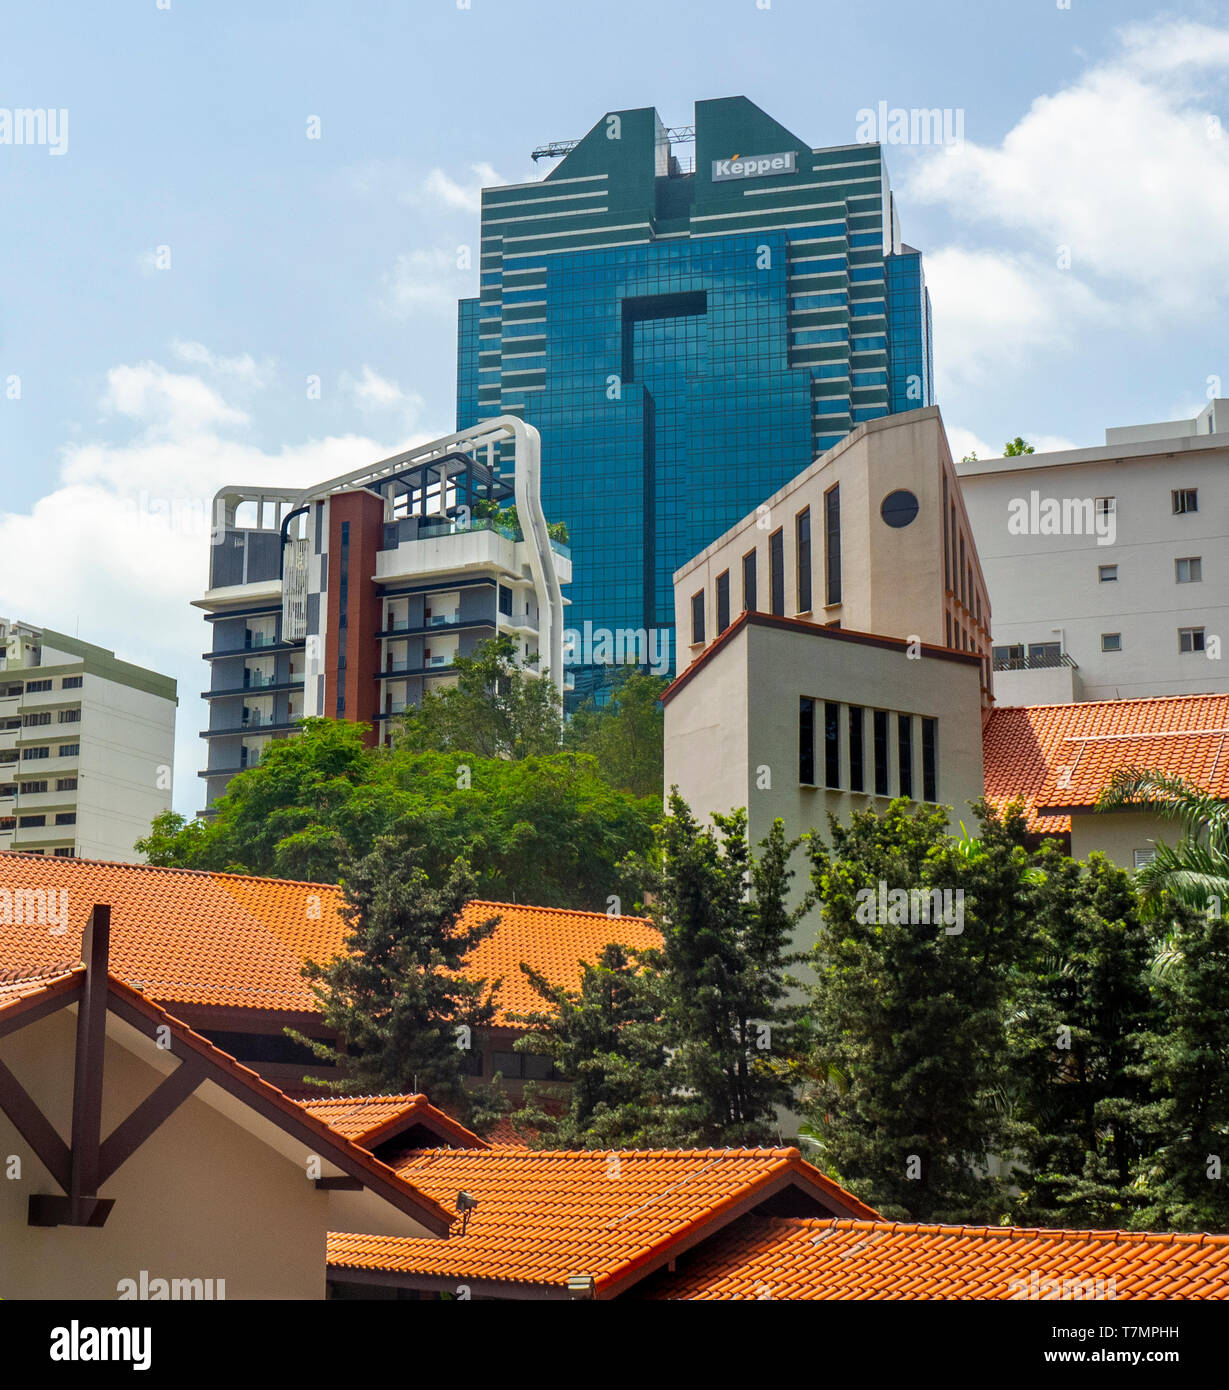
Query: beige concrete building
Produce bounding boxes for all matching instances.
[674,406,993,707]
[663,615,985,848]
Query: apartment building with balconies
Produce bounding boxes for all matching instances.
[0,620,177,862]
[194,418,570,810]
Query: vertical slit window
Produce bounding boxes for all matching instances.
[873,710,889,795]
[691,591,705,645]
[800,697,815,784]
[769,529,785,615]
[921,717,937,802]
[716,570,730,634]
[898,714,913,798]
[824,485,841,604]
[824,702,840,788]
[796,507,812,613]
[742,550,757,612]
[848,705,864,792]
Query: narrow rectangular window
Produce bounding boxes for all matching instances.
[799,698,815,784]
[716,570,731,633]
[898,715,913,798]
[848,705,864,792]
[873,710,889,795]
[691,590,705,645]
[796,507,812,613]
[769,529,785,615]
[742,550,757,612]
[921,717,937,802]
[942,476,950,590]
[959,535,967,607]
[824,485,842,605]
[824,701,840,788]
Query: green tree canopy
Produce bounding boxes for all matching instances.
[395,634,562,760]
[563,668,667,799]
[137,720,656,910]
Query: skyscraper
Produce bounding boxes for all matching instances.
[456,96,933,697]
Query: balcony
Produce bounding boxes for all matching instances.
[992,652,1079,673]
[992,651,1082,706]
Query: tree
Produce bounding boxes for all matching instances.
[289,833,501,1125]
[1006,849,1157,1228]
[640,794,806,1146]
[137,723,656,910]
[509,943,667,1147]
[395,634,561,760]
[803,801,1030,1222]
[1131,905,1229,1232]
[1097,768,1229,918]
[470,497,569,545]
[563,668,667,798]
[1003,436,1035,456]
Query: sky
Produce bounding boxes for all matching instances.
[1,0,1227,816]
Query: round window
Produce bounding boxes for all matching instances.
[881,489,920,528]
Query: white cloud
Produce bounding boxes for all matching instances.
[0,351,433,816]
[101,362,249,438]
[924,247,1106,392]
[907,19,1229,321]
[381,248,464,316]
[419,161,503,213]
[171,340,275,390]
[947,426,995,462]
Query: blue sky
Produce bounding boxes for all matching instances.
[1,0,1227,814]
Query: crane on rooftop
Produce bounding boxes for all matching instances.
[531,125,696,161]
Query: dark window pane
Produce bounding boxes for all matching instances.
[873,710,889,795]
[824,701,840,788]
[769,530,785,615]
[742,550,757,612]
[716,570,730,633]
[922,717,938,802]
[799,697,815,784]
[848,705,864,792]
[898,714,913,798]
[691,590,705,645]
[796,508,812,612]
[824,485,841,604]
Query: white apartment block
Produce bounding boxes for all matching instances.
[194,418,570,811]
[958,402,1229,705]
[0,621,177,862]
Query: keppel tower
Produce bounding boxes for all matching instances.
[456,96,934,698]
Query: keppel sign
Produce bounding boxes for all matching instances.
[711,150,798,182]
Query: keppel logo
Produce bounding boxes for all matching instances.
[711,150,797,182]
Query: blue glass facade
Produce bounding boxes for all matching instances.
[455,98,933,694]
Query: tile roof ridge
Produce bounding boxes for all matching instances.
[1014,691,1229,715]
[0,849,340,892]
[0,961,81,985]
[768,1214,1229,1245]
[468,898,652,924]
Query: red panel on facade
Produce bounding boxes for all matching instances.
[324,490,383,742]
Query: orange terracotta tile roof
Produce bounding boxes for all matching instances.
[0,853,657,1028]
[299,1093,486,1150]
[461,901,660,1027]
[327,1147,876,1296]
[648,1215,1229,1300]
[983,693,1229,834]
[0,965,454,1235]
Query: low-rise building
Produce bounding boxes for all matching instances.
[958,404,1229,705]
[194,417,570,810]
[0,620,177,863]
[983,691,1229,866]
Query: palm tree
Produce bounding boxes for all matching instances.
[1095,768,1229,919]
